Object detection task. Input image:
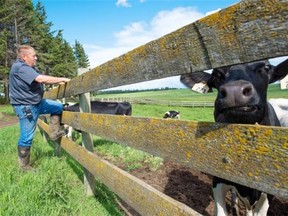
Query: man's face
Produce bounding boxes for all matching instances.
[22,48,37,67]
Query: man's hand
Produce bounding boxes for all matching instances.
[35,75,71,84]
[59,78,70,84]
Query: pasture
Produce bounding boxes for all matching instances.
[95,83,287,102]
[94,84,287,122]
[0,89,214,215]
[6,0,288,214]
[1,86,287,215]
[0,124,125,215]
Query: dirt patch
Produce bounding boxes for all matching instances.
[122,161,288,216]
[128,161,215,215]
[0,112,18,128]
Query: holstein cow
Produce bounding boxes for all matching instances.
[163,110,180,119]
[268,98,288,127]
[180,59,288,216]
[63,101,132,139]
[64,101,132,115]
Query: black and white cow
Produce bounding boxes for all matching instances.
[163,110,180,119]
[180,59,288,216]
[268,98,288,127]
[64,100,132,115]
[63,101,132,139]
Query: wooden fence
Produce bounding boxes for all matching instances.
[93,97,215,107]
[38,0,288,215]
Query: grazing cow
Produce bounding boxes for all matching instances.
[163,110,180,119]
[63,101,132,139]
[180,59,288,216]
[268,98,288,127]
[63,101,132,115]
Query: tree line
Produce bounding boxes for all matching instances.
[0,0,90,103]
[98,87,179,95]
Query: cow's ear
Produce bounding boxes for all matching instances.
[180,71,213,93]
[269,58,288,83]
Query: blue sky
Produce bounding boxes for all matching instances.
[32,0,286,90]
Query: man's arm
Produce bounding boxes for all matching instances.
[35,75,70,84]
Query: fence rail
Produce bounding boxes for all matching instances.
[38,0,288,215]
[38,118,201,216]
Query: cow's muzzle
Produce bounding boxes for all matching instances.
[222,105,261,113]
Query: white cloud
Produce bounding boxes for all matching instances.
[116,0,131,7]
[85,6,288,90]
[114,21,151,47]
[114,7,204,48]
[116,0,145,7]
[87,7,205,68]
[150,7,203,37]
[85,7,206,89]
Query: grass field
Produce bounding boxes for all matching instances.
[94,83,287,122]
[0,86,286,215]
[0,124,126,216]
[95,83,288,102]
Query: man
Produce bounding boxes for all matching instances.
[9,45,70,171]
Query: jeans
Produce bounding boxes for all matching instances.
[13,99,63,147]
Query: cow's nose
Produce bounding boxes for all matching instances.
[219,82,254,106]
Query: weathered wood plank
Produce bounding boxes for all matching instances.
[78,68,96,196]
[61,112,288,199]
[196,0,288,67]
[44,0,288,99]
[37,118,202,216]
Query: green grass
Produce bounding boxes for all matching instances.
[92,137,163,172]
[94,84,288,102]
[95,88,219,102]
[131,104,214,121]
[0,104,15,116]
[0,111,125,215]
[266,84,288,98]
[0,85,286,215]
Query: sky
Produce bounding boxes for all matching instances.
[32,0,287,90]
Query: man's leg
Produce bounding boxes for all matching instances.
[13,105,37,171]
[39,99,66,140]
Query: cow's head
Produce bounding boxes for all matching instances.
[180,59,288,125]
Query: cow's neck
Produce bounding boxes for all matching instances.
[258,102,281,126]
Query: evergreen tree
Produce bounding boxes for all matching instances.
[0,0,81,103]
[49,31,77,78]
[0,0,36,73]
[0,0,16,77]
[73,40,90,68]
[29,1,55,74]
[0,0,34,102]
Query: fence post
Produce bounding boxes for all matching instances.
[78,68,95,196]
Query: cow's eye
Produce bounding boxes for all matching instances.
[264,64,271,71]
[256,64,271,74]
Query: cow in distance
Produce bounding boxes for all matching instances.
[163,110,180,119]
